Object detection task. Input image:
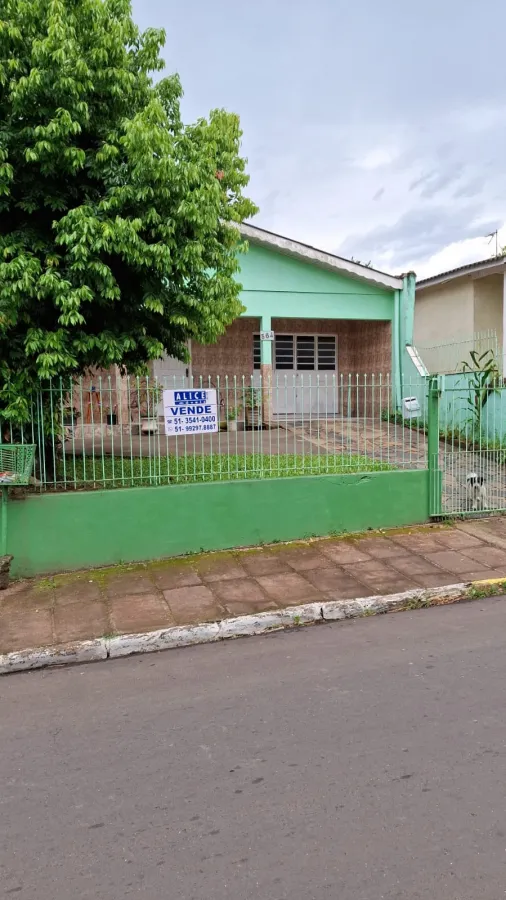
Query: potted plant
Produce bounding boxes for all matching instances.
[61,407,80,428]
[244,388,262,429]
[103,399,118,425]
[131,379,163,434]
[226,405,242,432]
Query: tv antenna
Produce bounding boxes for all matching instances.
[486,230,500,257]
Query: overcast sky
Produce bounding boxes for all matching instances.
[132,0,506,278]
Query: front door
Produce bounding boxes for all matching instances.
[272,334,338,416]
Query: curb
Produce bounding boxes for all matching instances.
[2,577,506,676]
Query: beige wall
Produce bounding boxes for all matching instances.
[473,274,503,349]
[414,276,475,349]
[415,273,504,372]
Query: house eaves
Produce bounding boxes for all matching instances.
[238,223,403,291]
[417,256,506,290]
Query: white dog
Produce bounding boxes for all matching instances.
[466,473,487,511]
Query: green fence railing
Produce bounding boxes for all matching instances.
[433,375,506,516]
[7,369,506,518]
[4,372,431,492]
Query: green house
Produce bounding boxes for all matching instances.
[153,224,416,420]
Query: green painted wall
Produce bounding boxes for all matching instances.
[237,244,394,321]
[402,273,416,346]
[9,470,430,577]
[243,290,393,321]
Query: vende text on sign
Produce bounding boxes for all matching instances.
[163,388,218,436]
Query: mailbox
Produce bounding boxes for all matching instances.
[402,396,421,420]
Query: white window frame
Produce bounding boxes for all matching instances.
[253,332,338,388]
[272,333,337,372]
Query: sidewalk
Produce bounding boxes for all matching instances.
[3,517,506,660]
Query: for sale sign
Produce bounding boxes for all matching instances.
[163,389,218,436]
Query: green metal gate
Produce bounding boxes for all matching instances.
[429,375,506,517]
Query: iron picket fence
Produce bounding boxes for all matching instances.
[5,369,506,521]
[433,374,506,516]
[3,373,430,491]
[416,329,500,375]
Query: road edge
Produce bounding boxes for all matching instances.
[2,577,506,675]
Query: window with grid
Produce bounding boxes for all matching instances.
[317,336,336,371]
[270,334,337,372]
[253,334,261,369]
[296,336,315,370]
[275,335,295,370]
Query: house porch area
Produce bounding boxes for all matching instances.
[188,316,393,421]
[193,315,391,376]
[62,316,395,459]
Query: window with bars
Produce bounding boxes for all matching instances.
[295,335,315,370]
[274,335,295,370]
[253,334,261,369]
[317,336,337,371]
[254,334,337,371]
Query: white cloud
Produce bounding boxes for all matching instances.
[354,146,399,171]
[133,0,506,279]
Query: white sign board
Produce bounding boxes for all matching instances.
[260,330,274,342]
[163,388,218,436]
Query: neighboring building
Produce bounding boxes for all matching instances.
[153,224,415,418]
[415,256,506,372]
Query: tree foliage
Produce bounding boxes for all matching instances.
[0,0,257,421]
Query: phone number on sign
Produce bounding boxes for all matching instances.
[184,415,216,424]
[170,422,217,434]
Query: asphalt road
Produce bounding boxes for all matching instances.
[2,600,506,900]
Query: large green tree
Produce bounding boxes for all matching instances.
[0,0,257,422]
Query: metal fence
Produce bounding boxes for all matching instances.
[435,376,506,516]
[6,373,430,491]
[416,330,499,375]
[6,371,506,521]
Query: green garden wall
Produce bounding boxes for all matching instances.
[9,470,430,578]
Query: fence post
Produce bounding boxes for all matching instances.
[428,375,442,516]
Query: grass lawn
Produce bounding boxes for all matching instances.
[54,452,394,489]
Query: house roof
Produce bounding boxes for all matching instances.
[238,223,404,291]
[417,255,506,290]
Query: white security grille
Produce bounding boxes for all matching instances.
[255,334,337,373]
[253,334,261,370]
[275,335,295,370]
[317,336,336,371]
[296,336,315,370]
